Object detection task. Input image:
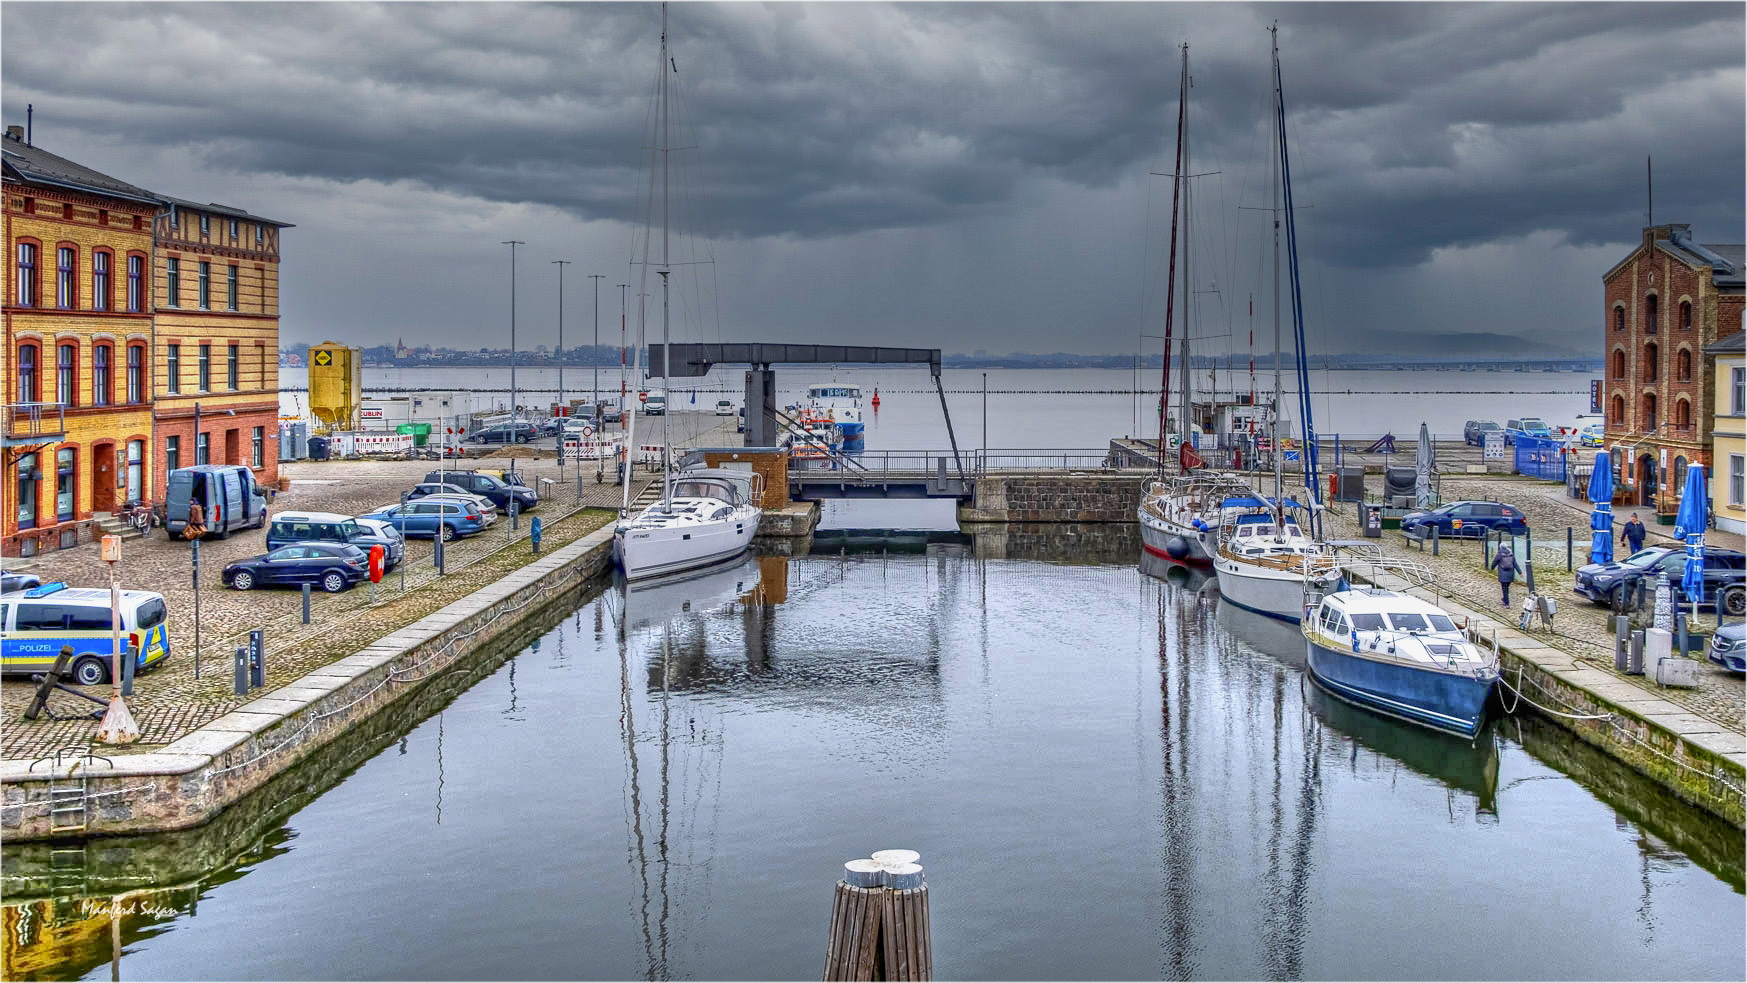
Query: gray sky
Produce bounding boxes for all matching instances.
[4,1,1741,357]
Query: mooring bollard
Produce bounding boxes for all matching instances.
[1431,524,1439,556]
[1566,527,1573,571]
[823,850,932,982]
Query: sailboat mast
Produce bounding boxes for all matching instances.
[1156,44,1188,462]
[659,2,673,504]
[1270,24,1284,518]
[1179,43,1193,453]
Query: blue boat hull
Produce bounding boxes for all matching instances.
[1305,638,1495,739]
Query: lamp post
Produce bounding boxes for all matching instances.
[503,240,525,423]
[589,274,605,414]
[618,284,629,430]
[552,260,570,416]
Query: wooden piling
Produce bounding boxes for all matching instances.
[823,852,933,981]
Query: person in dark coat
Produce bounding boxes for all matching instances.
[1622,512,1647,554]
[1489,545,1518,606]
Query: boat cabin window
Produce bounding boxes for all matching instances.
[1318,607,1348,635]
[1387,612,1431,632]
[710,506,733,520]
[671,478,739,504]
[1424,613,1457,632]
[1349,612,1386,632]
[1236,523,1276,538]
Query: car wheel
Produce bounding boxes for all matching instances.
[440,524,457,542]
[322,571,347,593]
[231,570,255,591]
[1609,583,1630,610]
[1724,586,1746,618]
[72,656,110,687]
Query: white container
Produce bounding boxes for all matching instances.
[1654,656,1701,688]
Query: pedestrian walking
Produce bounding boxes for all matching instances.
[182,500,207,540]
[1489,544,1518,606]
[1622,512,1647,554]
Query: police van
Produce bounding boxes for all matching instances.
[0,583,172,686]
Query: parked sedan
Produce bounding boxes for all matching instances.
[1399,500,1528,538]
[1707,622,1745,673]
[469,422,539,444]
[224,543,367,593]
[1579,422,1605,447]
[1573,545,1747,613]
[1,569,42,594]
[362,500,489,541]
[1463,420,1502,446]
[407,482,500,517]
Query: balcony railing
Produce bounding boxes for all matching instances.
[2,402,67,446]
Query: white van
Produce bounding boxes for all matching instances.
[644,393,668,416]
[0,582,172,686]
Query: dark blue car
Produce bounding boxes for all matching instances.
[1400,500,1528,539]
[362,500,488,541]
[224,543,367,593]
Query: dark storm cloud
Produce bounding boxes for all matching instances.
[3,2,1741,353]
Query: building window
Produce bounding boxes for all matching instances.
[1732,455,1744,507]
[15,452,38,529]
[166,344,182,394]
[1673,398,1691,429]
[127,344,145,403]
[1642,392,1658,432]
[1611,349,1625,379]
[198,261,211,309]
[199,213,209,237]
[255,224,263,244]
[196,432,210,466]
[1610,394,1625,427]
[1733,366,1745,416]
[56,448,76,522]
[1614,306,1624,332]
[56,246,76,308]
[165,435,181,474]
[228,218,239,240]
[1676,349,1692,382]
[166,258,181,307]
[1680,300,1692,331]
[251,426,265,467]
[198,344,212,391]
[126,440,143,502]
[228,344,239,390]
[1645,294,1658,335]
[56,343,77,407]
[227,264,239,311]
[16,242,38,306]
[15,344,38,403]
[127,254,144,312]
[93,250,111,311]
[93,344,112,406]
[1643,343,1659,382]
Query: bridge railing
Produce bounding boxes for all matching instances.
[976,448,1118,473]
[796,448,1124,478]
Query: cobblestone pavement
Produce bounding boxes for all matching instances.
[1322,473,1743,729]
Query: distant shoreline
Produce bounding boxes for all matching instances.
[281,358,1602,372]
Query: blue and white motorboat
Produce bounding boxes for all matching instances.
[1302,587,1499,739]
[804,383,865,450]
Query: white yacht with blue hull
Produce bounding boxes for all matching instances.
[1303,587,1499,739]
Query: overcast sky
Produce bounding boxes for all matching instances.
[4,1,1742,357]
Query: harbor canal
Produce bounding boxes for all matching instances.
[3,534,1742,981]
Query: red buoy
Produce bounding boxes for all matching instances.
[871,388,881,409]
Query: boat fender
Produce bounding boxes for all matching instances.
[1165,536,1190,560]
[1350,630,1360,653]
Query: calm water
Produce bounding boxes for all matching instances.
[5,543,1741,982]
[279,365,1596,449]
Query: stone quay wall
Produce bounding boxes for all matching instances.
[1,527,616,841]
[960,474,1144,524]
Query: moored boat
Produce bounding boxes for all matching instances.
[804,383,865,450]
[1138,470,1251,565]
[1302,587,1499,739]
[614,468,763,580]
[1212,498,1344,622]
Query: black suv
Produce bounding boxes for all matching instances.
[424,469,538,513]
[1463,420,1502,446]
[1574,545,1746,614]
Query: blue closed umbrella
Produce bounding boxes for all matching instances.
[1673,465,1708,603]
[1586,451,1614,564]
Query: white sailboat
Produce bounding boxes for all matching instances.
[1212,26,1342,621]
[613,4,761,581]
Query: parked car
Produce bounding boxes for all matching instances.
[224,543,367,593]
[469,421,539,444]
[736,406,746,433]
[715,399,735,416]
[353,516,410,564]
[1463,420,1503,446]
[362,500,489,541]
[539,410,596,437]
[600,403,623,424]
[1706,622,1745,673]
[643,393,667,416]
[1399,500,1528,538]
[424,469,537,513]
[407,482,500,517]
[268,511,403,571]
[1503,417,1552,446]
[1573,545,1746,613]
[0,582,172,685]
[1,569,42,594]
[1579,423,1605,447]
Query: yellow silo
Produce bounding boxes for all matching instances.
[308,342,363,432]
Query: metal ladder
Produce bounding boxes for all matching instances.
[29,746,113,836]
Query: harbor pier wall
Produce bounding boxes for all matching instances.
[959,474,1142,523]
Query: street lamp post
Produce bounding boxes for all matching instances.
[618,284,629,430]
[589,274,605,413]
[503,240,525,423]
[552,260,570,414]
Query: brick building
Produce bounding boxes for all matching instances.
[3,128,159,557]
[151,196,290,500]
[1600,224,1744,521]
[2,127,292,557]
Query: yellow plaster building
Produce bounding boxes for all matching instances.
[1709,329,1744,537]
